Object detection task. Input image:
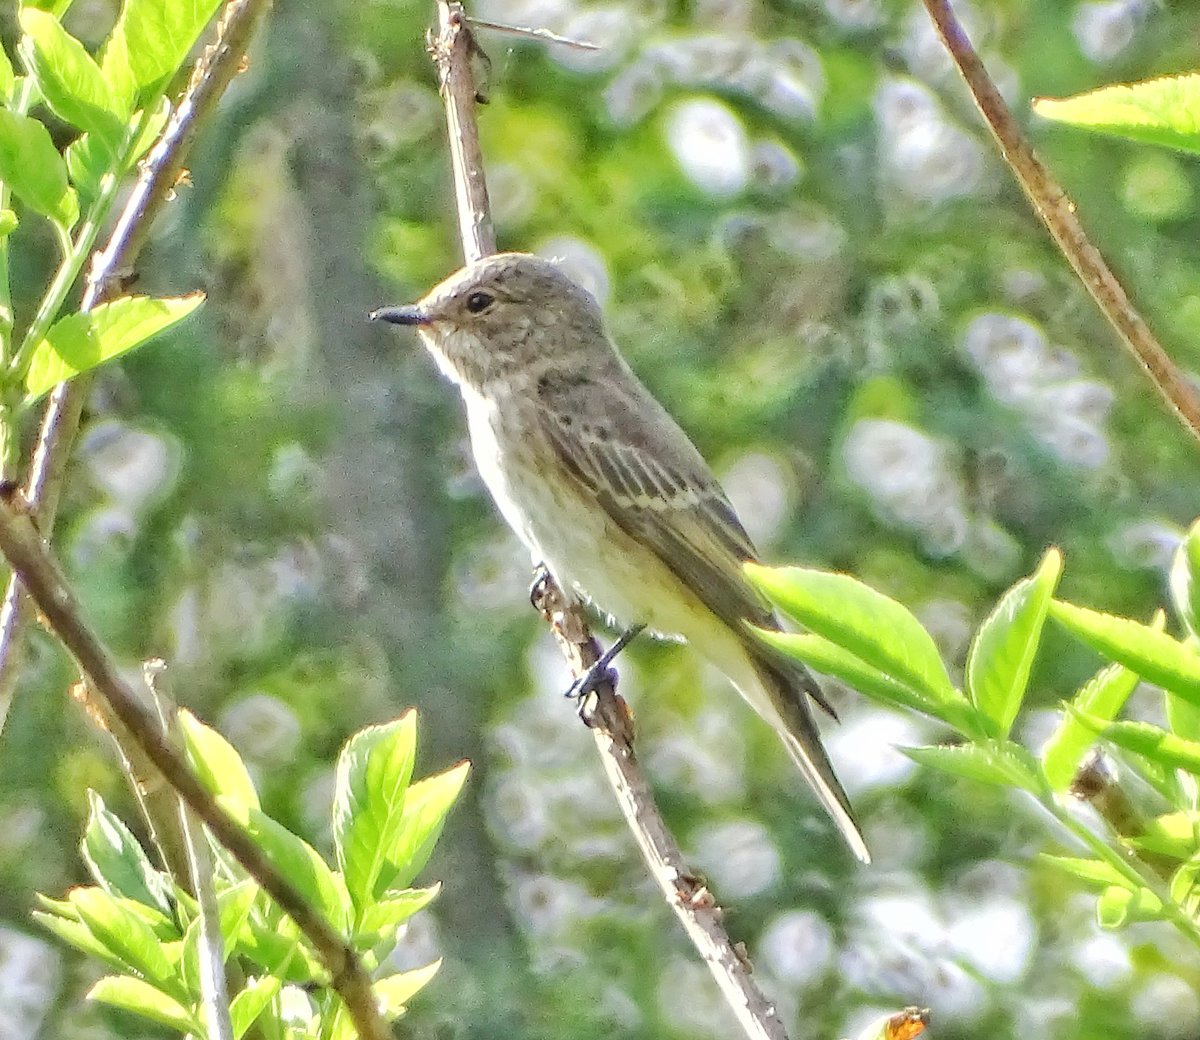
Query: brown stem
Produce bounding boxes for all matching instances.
[0,493,390,1040]
[0,0,276,733]
[429,5,789,1037]
[921,0,1200,444]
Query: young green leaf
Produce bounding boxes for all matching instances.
[1034,74,1200,155]
[1049,600,1200,704]
[382,761,470,892]
[1096,884,1165,929]
[69,888,177,985]
[744,564,958,705]
[1132,812,1200,860]
[0,210,18,237]
[965,549,1062,738]
[1072,710,1200,777]
[355,885,440,948]
[177,708,261,809]
[66,99,167,205]
[230,975,283,1040]
[332,712,418,914]
[88,976,198,1034]
[1041,855,1132,890]
[104,0,225,103]
[80,790,172,916]
[1170,519,1200,640]
[218,797,351,932]
[34,910,130,972]
[0,45,14,102]
[1042,661,1141,791]
[217,879,259,956]
[374,960,442,1019]
[18,9,126,148]
[24,293,204,401]
[0,108,78,226]
[902,742,1044,794]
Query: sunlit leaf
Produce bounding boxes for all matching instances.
[1072,710,1200,777]
[24,292,204,400]
[332,712,417,913]
[80,791,172,916]
[1041,855,1131,889]
[1132,811,1200,860]
[0,108,77,225]
[745,564,958,705]
[1042,661,1141,791]
[88,976,198,1033]
[230,975,282,1040]
[356,885,440,947]
[1049,600,1200,704]
[104,0,225,103]
[18,9,126,147]
[1096,884,1164,929]
[374,960,442,1018]
[1034,74,1200,155]
[69,887,177,985]
[902,742,1044,794]
[1170,519,1200,640]
[0,47,14,103]
[177,708,260,810]
[33,910,128,972]
[965,549,1061,738]
[382,761,469,891]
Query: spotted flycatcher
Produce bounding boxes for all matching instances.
[372,252,868,862]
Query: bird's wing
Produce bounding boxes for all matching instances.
[534,364,774,632]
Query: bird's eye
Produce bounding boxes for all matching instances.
[465,291,495,314]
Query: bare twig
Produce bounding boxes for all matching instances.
[429,5,789,1038]
[0,0,275,734]
[921,0,1200,445]
[465,18,600,51]
[0,494,390,1040]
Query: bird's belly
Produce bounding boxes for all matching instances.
[466,398,703,639]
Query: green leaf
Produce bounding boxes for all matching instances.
[34,911,129,972]
[18,9,126,148]
[24,292,204,400]
[66,99,168,204]
[1132,812,1200,860]
[80,791,172,916]
[88,976,198,1033]
[966,549,1061,738]
[1049,599,1200,704]
[356,885,440,948]
[218,797,350,931]
[0,108,77,225]
[177,708,260,809]
[374,960,442,1018]
[230,975,283,1040]
[744,563,958,705]
[104,0,225,103]
[69,887,176,984]
[0,210,18,237]
[1072,710,1200,777]
[751,626,983,735]
[1034,74,1200,155]
[1170,519,1200,641]
[1096,884,1164,929]
[217,879,259,954]
[902,742,1044,794]
[0,46,14,103]
[1041,855,1132,890]
[382,761,470,891]
[1042,662,1141,791]
[333,712,418,913]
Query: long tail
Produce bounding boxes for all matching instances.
[752,651,871,864]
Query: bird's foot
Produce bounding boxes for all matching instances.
[528,562,552,610]
[564,624,646,700]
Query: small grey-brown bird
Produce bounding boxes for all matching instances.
[372,252,868,862]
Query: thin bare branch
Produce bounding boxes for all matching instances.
[0,0,275,733]
[0,493,390,1040]
[466,18,600,51]
[428,5,790,1038]
[921,0,1200,445]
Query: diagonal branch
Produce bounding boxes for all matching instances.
[921,0,1200,445]
[0,491,390,1040]
[0,0,275,735]
[428,5,789,1038]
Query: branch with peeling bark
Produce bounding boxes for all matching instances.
[0,491,391,1040]
[0,0,276,734]
[921,0,1200,445]
[428,5,795,1039]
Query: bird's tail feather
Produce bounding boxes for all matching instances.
[753,653,871,864]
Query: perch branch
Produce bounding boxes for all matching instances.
[0,492,390,1040]
[921,0,1200,445]
[429,5,789,1038]
[0,0,274,733]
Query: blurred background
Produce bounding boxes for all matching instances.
[3,0,1200,1037]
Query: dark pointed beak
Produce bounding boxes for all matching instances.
[369,304,432,326]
